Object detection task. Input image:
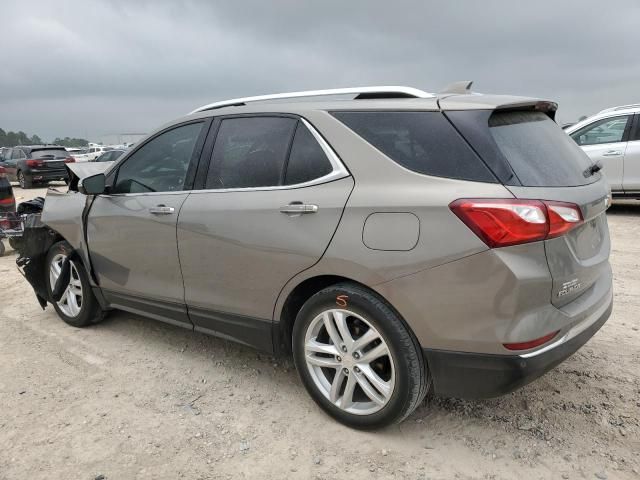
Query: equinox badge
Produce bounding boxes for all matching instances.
[558,278,582,297]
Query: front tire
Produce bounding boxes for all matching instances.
[45,241,104,327]
[292,283,429,429]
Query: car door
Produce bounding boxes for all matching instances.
[87,120,209,327]
[621,114,640,193]
[569,114,632,192]
[177,116,353,350]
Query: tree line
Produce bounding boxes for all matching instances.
[0,128,88,148]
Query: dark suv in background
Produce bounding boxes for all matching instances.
[0,145,73,188]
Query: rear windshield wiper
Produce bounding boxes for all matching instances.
[584,160,603,178]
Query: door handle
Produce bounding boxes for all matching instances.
[149,205,175,215]
[602,150,622,156]
[279,203,319,215]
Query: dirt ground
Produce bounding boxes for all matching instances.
[1,184,638,480]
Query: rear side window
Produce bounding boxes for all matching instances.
[31,149,68,159]
[332,111,496,183]
[489,111,595,187]
[284,123,333,185]
[206,117,297,189]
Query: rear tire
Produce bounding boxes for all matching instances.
[292,283,429,429]
[45,241,104,327]
[17,171,33,189]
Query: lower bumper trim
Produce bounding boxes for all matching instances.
[423,299,612,399]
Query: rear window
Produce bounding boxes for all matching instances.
[332,111,496,183]
[488,111,596,187]
[30,149,69,159]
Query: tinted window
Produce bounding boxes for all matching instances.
[332,111,495,182]
[206,117,296,189]
[284,123,333,185]
[632,116,640,141]
[113,122,203,194]
[570,115,630,146]
[31,149,68,159]
[490,111,595,187]
[11,149,24,160]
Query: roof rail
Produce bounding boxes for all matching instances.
[190,86,434,114]
[598,103,640,114]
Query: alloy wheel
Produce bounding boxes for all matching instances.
[49,254,83,317]
[303,308,395,415]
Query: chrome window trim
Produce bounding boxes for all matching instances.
[101,118,350,197]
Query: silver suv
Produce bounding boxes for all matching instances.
[34,85,613,429]
[566,104,640,198]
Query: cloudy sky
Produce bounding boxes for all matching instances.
[1,0,639,142]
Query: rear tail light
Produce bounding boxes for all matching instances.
[64,157,75,163]
[0,197,15,206]
[0,166,5,178]
[25,159,44,167]
[450,198,583,248]
[503,330,559,351]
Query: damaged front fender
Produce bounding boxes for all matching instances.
[16,179,102,309]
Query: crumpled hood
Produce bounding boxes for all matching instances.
[66,161,113,191]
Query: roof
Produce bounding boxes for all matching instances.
[185,85,554,121]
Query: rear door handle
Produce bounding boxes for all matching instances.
[279,203,319,215]
[149,205,175,215]
[602,150,622,156]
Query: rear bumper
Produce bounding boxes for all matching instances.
[423,295,612,399]
[28,169,68,181]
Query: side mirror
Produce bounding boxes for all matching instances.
[78,173,106,195]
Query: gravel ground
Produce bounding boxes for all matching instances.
[0,185,639,480]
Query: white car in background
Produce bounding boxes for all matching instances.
[566,104,640,198]
[66,146,114,162]
[86,146,113,161]
[66,148,92,162]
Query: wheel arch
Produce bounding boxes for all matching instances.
[274,273,416,356]
[275,275,367,354]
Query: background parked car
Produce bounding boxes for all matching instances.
[86,146,113,161]
[66,148,92,162]
[566,104,640,198]
[92,149,125,162]
[0,164,15,212]
[0,145,74,188]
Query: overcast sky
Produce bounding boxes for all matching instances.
[1,0,639,142]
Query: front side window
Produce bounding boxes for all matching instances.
[113,122,203,194]
[206,117,297,189]
[571,115,630,146]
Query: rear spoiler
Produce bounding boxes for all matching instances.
[438,94,558,120]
